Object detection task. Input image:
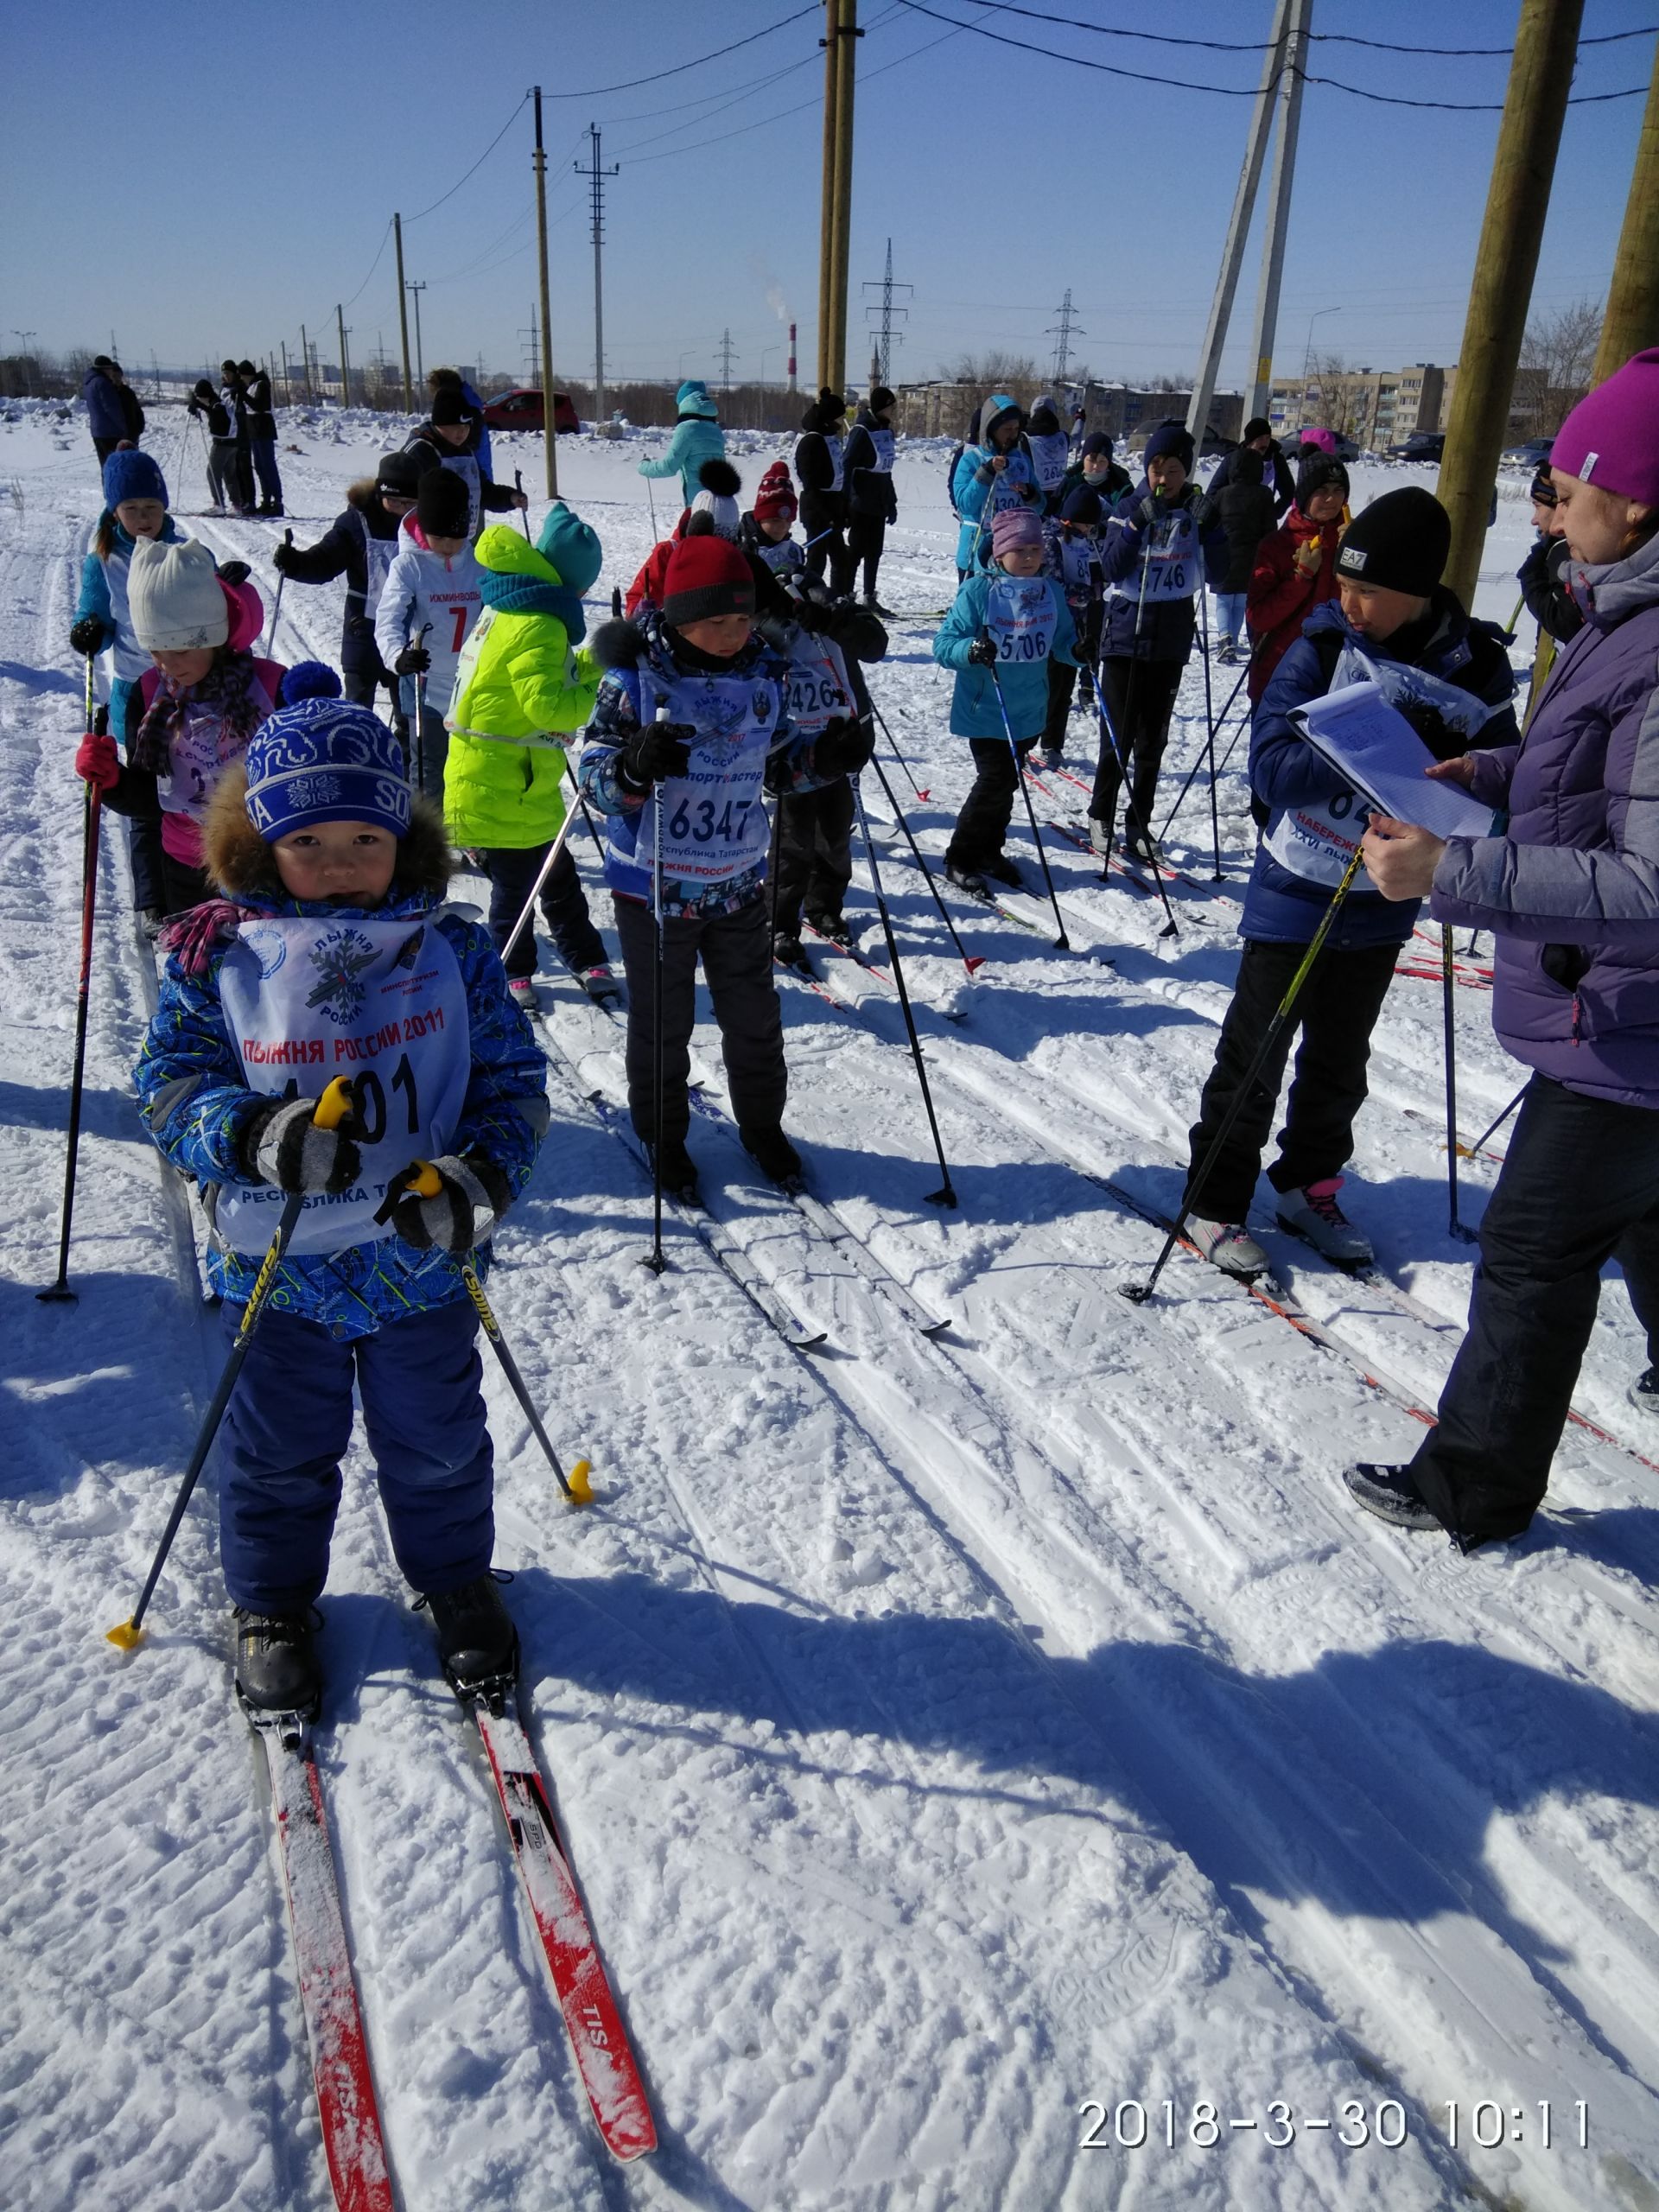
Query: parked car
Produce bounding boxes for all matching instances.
[1500,435,1554,470]
[480,387,581,435]
[1382,430,1445,463]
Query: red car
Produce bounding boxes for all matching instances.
[480,387,580,435]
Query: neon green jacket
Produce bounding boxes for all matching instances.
[444,525,601,849]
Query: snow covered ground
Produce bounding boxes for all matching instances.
[3,401,1658,2211]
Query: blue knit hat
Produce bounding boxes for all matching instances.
[536,502,603,596]
[102,448,168,510]
[1143,421,1195,471]
[243,697,410,841]
[277,660,344,707]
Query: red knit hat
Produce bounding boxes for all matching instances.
[753,461,797,525]
[662,532,755,626]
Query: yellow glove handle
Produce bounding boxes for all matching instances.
[401,1160,444,1199]
[313,1075,357,1130]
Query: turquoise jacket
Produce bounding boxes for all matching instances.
[933,568,1077,742]
[638,381,727,507]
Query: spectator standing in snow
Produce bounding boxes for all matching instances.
[84,356,142,463]
[238,359,283,517]
[638,378,727,512]
[842,388,898,613]
[1345,352,1659,1551]
[403,391,525,540]
[189,379,251,517]
[794,389,856,596]
[1210,416,1296,517]
[219,361,257,516]
[1211,448,1276,664]
[274,452,421,714]
[1182,486,1515,1283]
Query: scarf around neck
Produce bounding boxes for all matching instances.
[131,651,266,778]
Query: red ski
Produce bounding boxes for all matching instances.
[472,1699,658,2162]
[251,1712,395,2212]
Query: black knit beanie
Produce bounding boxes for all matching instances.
[1335,487,1450,597]
[1297,453,1350,510]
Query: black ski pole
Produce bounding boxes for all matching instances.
[461,1254,593,1503]
[512,468,533,541]
[39,669,104,1305]
[107,1076,358,1647]
[1469,1079,1526,1159]
[1196,583,1223,880]
[865,735,985,975]
[1442,924,1478,1243]
[410,620,433,799]
[851,774,957,1206]
[645,703,671,1274]
[988,661,1069,950]
[264,528,293,657]
[562,755,604,856]
[1094,675,1179,941]
[875,702,929,804]
[1159,658,1250,844]
[1122,845,1366,1305]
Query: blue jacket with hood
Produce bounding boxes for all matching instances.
[933,565,1077,741]
[639,381,727,508]
[949,394,1041,573]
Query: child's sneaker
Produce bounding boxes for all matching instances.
[232,1607,321,1714]
[422,1573,518,1688]
[580,964,622,1007]
[508,976,540,1013]
[1186,1216,1269,1279]
[1276,1179,1373,1266]
[741,1124,803,1186]
[1343,1462,1440,1531]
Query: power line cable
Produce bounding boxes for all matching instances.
[968,0,1656,59]
[404,94,529,224]
[539,3,821,99]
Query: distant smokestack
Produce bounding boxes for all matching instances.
[787,323,797,391]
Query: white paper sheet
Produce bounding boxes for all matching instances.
[1291,679,1496,839]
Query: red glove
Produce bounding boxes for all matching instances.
[76,732,120,791]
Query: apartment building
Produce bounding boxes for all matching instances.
[1267,363,1448,448]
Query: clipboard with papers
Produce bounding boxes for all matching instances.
[1290,679,1497,840]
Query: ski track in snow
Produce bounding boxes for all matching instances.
[3,399,1658,2210]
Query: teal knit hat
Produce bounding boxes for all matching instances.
[536,502,602,595]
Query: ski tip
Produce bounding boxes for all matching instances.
[565,1458,595,1506]
[105,1618,143,1650]
[963,956,987,975]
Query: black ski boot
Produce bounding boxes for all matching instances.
[652,1135,699,1201]
[772,927,807,968]
[981,853,1024,889]
[805,909,853,949]
[423,1574,519,1690]
[232,1607,321,1714]
[741,1123,803,1186]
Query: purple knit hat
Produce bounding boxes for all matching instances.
[991,505,1043,556]
[1552,349,1659,507]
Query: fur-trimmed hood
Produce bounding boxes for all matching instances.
[200,762,453,902]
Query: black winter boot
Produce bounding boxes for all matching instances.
[423,1574,518,1688]
[232,1608,321,1713]
[741,1124,803,1185]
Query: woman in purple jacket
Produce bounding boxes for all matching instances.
[1346,349,1659,1551]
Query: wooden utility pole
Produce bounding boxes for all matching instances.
[1245,0,1313,424]
[829,0,859,396]
[336,304,350,405]
[1592,44,1659,382]
[393,212,413,412]
[817,3,839,391]
[533,86,558,498]
[1437,0,1582,610]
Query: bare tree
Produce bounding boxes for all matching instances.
[942,351,1045,417]
[1514,296,1603,436]
[1302,353,1376,444]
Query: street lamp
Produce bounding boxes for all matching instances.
[760,346,779,386]
[1302,307,1343,388]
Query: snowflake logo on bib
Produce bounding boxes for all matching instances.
[304,926,379,1026]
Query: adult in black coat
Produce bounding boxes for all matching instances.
[272,452,421,710]
[793,388,856,598]
[1210,416,1295,518]
[237,359,283,516]
[842,388,899,612]
[1211,448,1277,661]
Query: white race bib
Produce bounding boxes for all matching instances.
[986,574,1055,665]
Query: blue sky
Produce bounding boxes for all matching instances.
[3,1,1651,396]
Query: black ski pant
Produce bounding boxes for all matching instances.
[93,436,121,465]
[801,493,855,598]
[847,512,887,601]
[251,435,283,508]
[480,841,607,982]
[613,891,786,1145]
[1184,936,1397,1225]
[946,734,1036,870]
[772,779,855,933]
[1042,601,1101,750]
[1089,654,1183,842]
[1407,1074,1659,1548]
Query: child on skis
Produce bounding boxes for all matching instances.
[69,448,186,930]
[934,505,1077,896]
[842,388,898,612]
[76,539,283,916]
[1024,396,1072,517]
[273,453,420,715]
[1245,453,1351,705]
[373,467,483,800]
[1181,486,1516,1278]
[1088,422,1227,863]
[401,389,527,539]
[444,503,615,1014]
[1059,432,1134,517]
[950,393,1041,579]
[1036,481,1103,771]
[794,389,855,596]
[580,531,869,1199]
[637,378,727,509]
[132,693,548,1710]
[188,378,251,517]
[237,360,283,517]
[739,462,805,583]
